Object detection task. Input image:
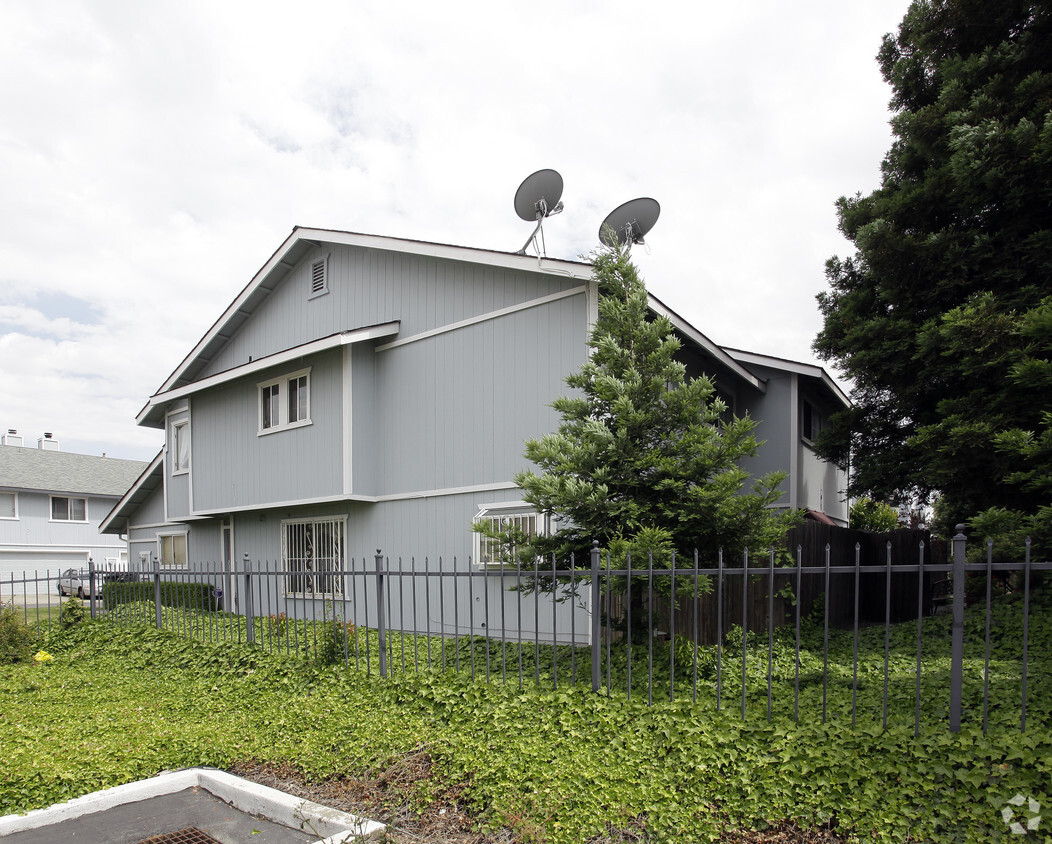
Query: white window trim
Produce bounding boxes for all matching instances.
[257,367,312,436]
[172,419,190,475]
[0,491,17,520]
[281,515,346,598]
[157,531,189,569]
[49,495,88,523]
[472,501,550,569]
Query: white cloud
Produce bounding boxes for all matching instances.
[0,0,911,460]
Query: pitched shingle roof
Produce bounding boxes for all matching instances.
[0,446,148,498]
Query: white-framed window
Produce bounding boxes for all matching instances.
[158,533,188,568]
[802,399,822,443]
[0,491,16,519]
[282,516,345,597]
[258,368,311,434]
[308,254,329,299]
[50,496,87,522]
[172,419,190,474]
[473,502,549,568]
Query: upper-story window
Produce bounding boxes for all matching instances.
[258,368,311,435]
[172,419,190,474]
[802,400,821,443]
[0,492,16,519]
[51,496,87,522]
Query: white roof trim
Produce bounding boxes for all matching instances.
[648,295,765,392]
[726,348,851,408]
[99,451,164,534]
[138,322,399,421]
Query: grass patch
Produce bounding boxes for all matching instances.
[0,590,1049,842]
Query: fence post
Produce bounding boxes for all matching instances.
[591,540,601,693]
[949,524,967,732]
[375,549,387,678]
[153,557,162,630]
[88,557,97,619]
[243,553,255,644]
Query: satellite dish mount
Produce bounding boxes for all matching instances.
[514,169,564,258]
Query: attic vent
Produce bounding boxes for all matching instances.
[309,257,328,297]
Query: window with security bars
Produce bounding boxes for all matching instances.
[474,508,546,567]
[283,517,345,596]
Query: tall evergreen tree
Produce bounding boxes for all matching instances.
[480,243,794,578]
[813,0,1052,533]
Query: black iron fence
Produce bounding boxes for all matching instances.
[4,526,1048,735]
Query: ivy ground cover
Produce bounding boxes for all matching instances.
[1,594,1050,843]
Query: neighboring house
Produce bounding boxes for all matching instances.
[0,431,148,586]
[100,227,848,637]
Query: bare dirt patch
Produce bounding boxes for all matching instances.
[228,758,848,843]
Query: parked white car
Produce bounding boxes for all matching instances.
[57,568,103,599]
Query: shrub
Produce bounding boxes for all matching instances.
[104,580,218,612]
[0,601,33,664]
[59,597,85,628]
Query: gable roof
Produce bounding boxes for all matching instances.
[136,227,594,428]
[99,451,163,534]
[137,226,767,430]
[0,446,149,498]
[724,348,850,408]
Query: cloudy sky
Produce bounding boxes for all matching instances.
[0,0,911,462]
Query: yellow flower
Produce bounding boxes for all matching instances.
[33,651,53,663]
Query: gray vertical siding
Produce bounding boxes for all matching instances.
[366,293,588,497]
[198,244,589,380]
[189,348,344,512]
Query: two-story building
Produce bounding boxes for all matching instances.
[100,227,849,637]
[0,431,148,588]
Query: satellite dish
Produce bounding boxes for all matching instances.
[514,169,565,256]
[599,198,660,249]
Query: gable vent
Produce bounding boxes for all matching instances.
[310,259,327,295]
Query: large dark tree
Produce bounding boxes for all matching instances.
[813,0,1052,533]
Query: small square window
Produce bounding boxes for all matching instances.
[258,368,311,435]
[473,504,548,567]
[51,496,87,521]
[159,533,188,568]
[0,492,16,519]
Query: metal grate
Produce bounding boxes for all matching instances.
[136,828,222,844]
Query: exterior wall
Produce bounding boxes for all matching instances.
[199,244,589,379]
[736,369,794,506]
[127,483,185,569]
[201,492,589,642]
[799,443,847,522]
[188,348,345,512]
[0,491,129,583]
[364,293,588,496]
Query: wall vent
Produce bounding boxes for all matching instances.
[310,258,327,297]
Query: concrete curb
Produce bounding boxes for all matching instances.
[0,767,386,842]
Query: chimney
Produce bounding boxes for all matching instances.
[38,432,59,451]
[2,429,23,447]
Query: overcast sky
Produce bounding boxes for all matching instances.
[0,0,912,462]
